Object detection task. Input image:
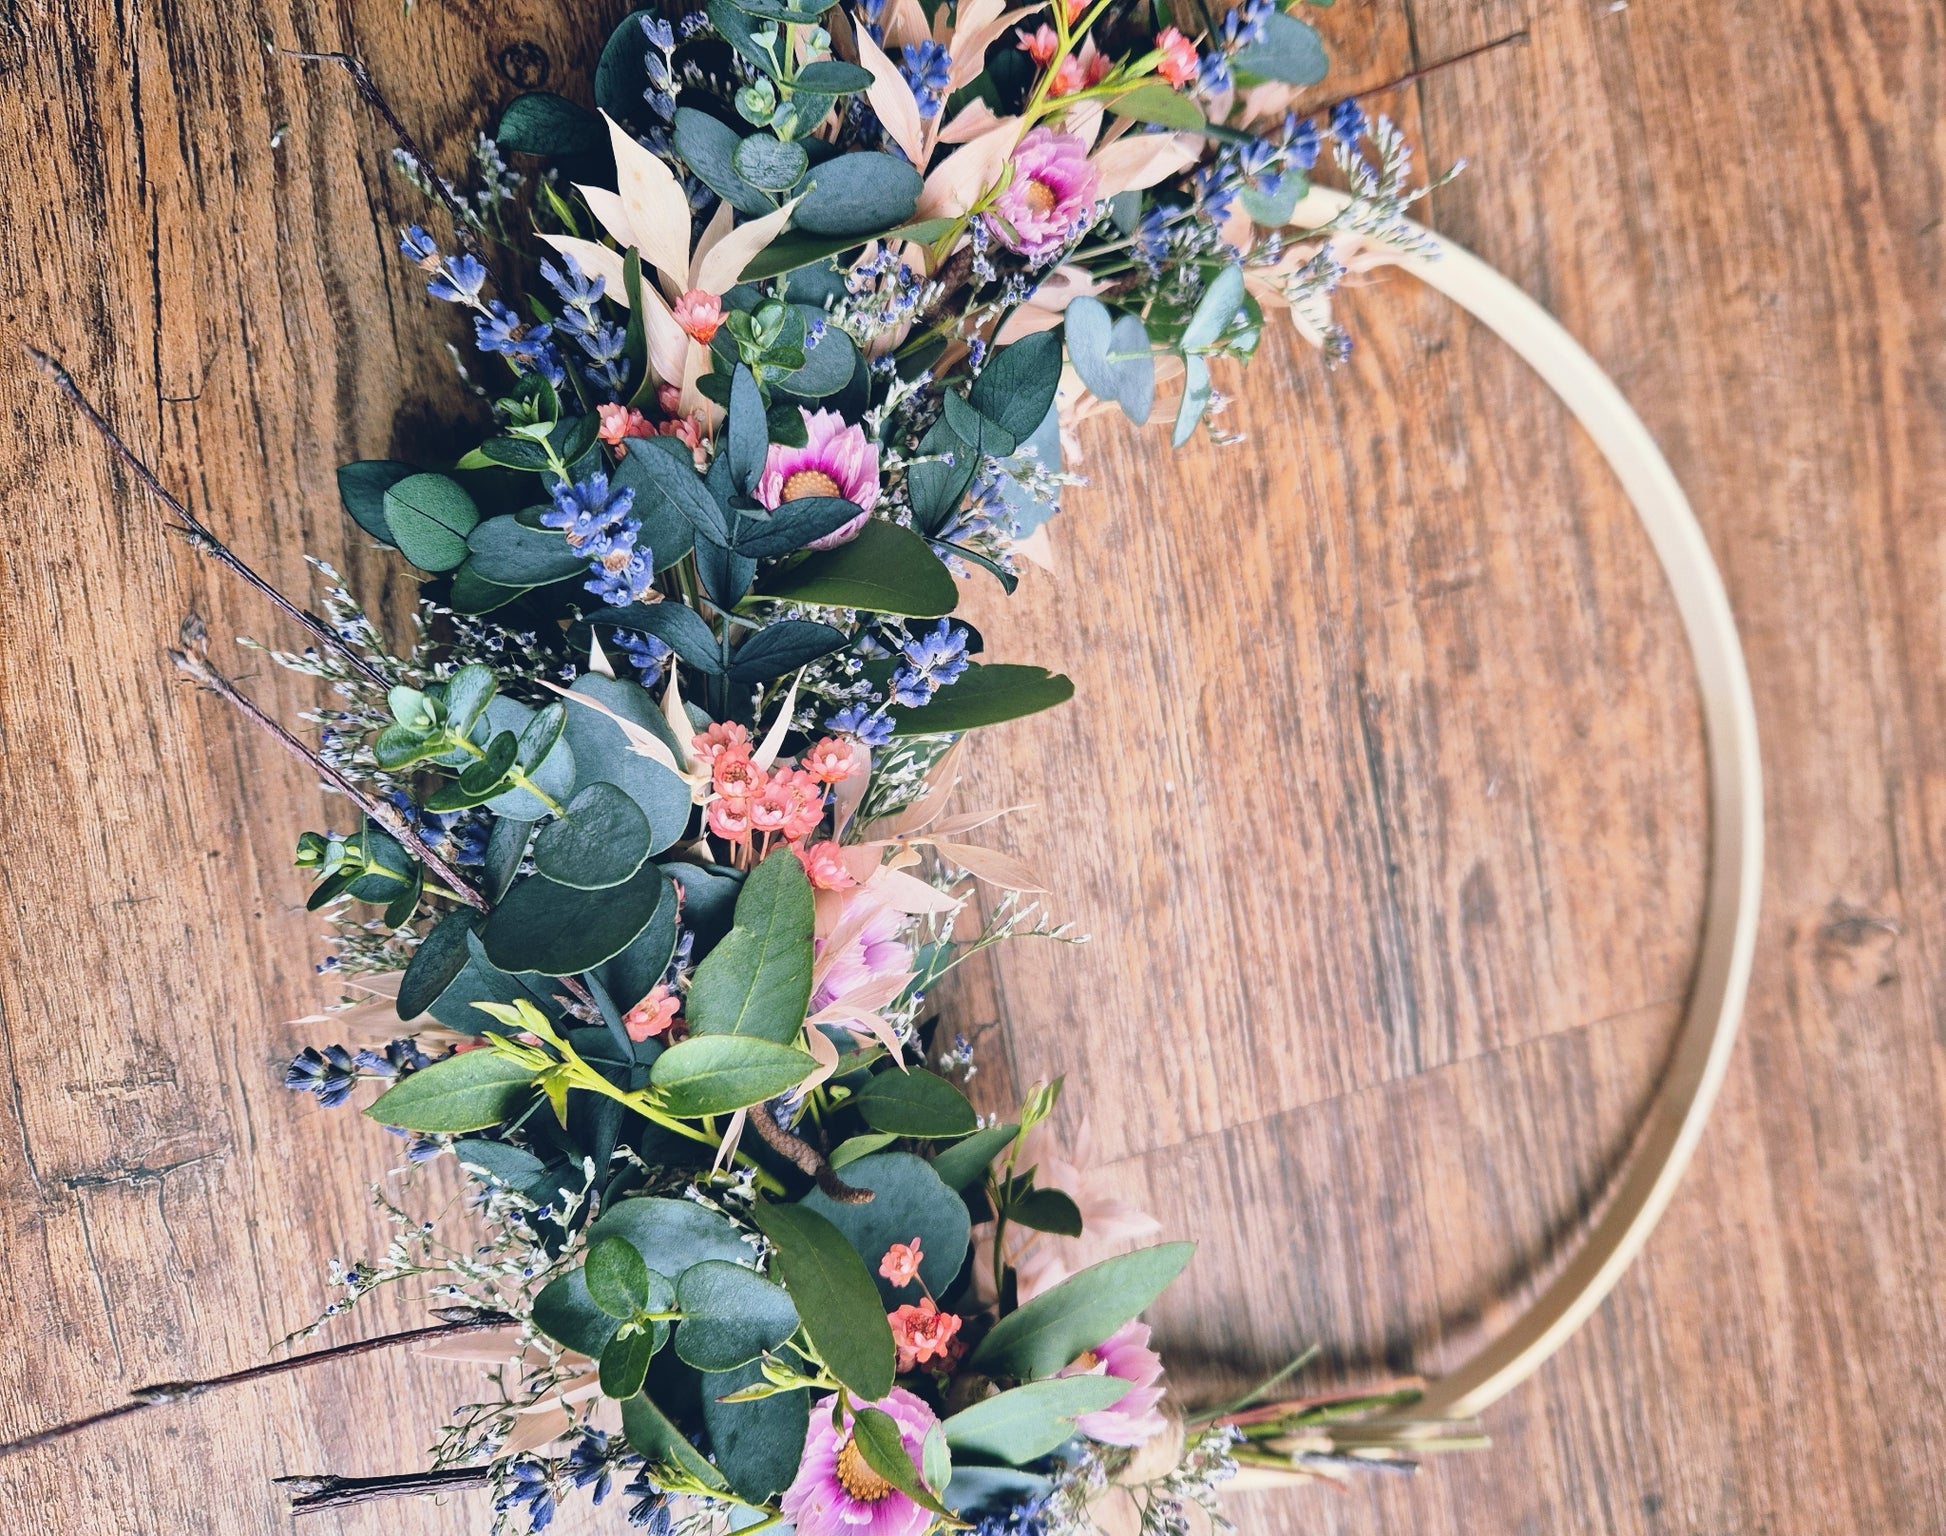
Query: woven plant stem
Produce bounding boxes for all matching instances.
[0,1311,517,1459]
[27,346,394,692]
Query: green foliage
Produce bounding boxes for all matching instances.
[496,91,607,157]
[535,1267,622,1356]
[1103,80,1206,131]
[365,1049,536,1133]
[481,861,671,976]
[794,153,922,236]
[587,1197,755,1274]
[970,1243,1196,1379]
[383,473,479,572]
[1231,13,1329,86]
[801,1152,970,1306]
[855,1067,977,1138]
[702,1361,809,1502]
[762,518,958,616]
[586,1235,657,1318]
[532,782,653,889]
[750,1200,895,1399]
[968,332,1063,442]
[622,1391,730,1490]
[941,1376,1132,1462]
[928,1122,1019,1191]
[1064,298,1156,426]
[465,515,587,586]
[853,1406,957,1522]
[674,1259,800,1370]
[890,663,1074,734]
[335,459,414,543]
[685,848,815,1044]
[649,1034,817,1114]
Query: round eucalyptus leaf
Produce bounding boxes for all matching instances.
[397,907,479,1019]
[532,782,653,889]
[800,1152,970,1306]
[792,152,922,237]
[674,1260,799,1371]
[480,861,671,976]
[732,133,810,193]
[382,473,479,572]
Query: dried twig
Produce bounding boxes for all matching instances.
[1313,29,1530,115]
[280,1467,494,1513]
[749,1102,874,1204]
[0,1309,516,1460]
[27,346,393,691]
[282,50,488,259]
[172,615,492,912]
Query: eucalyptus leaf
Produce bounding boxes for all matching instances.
[383,473,479,572]
[560,672,695,854]
[586,1235,656,1318]
[702,1361,809,1503]
[750,1201,895,1400]
[601,1326,658,1399]
[336,459,415,543]
[674,1260,799,1370]
[795,59,874,93]
[466,515,587,585]
[733,133,810,192]
[1231,12,1329,87]
[968,331,1062,442]
[481,861,671,976]
[970,1243,1196,1379]
[674,105,776,216]
[535,1267,622,1357]
[590,1196,755,1274]
[496,91,607,158]
[483,815,532,903]
[1171,353,1212,448]
[801,1152,969,1305]
[622,1391,730,1491]
[397,907,479,1019]
[793,152,922,237]
[532,781,653,889]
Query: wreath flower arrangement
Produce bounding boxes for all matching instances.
[20,1,1495,1530]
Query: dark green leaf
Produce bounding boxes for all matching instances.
[605,598,724,672]
[1065,299,1155,426]
[1008,1187,1083,1237]
[830,1132,899,1168]
[589,1196,754,1274]
[942,390,1017,458]
[443,664,498,735]
[533,782,653,889]
[473,435,555,472]
[927,1122,1018,1191]
[906,418,976,536]
[1231,12,1329,86]
[726,618,848,682]
[762,518,957,616]
[383,473,480,572]
[497,91,607,158]
[466,515,587,585]
[795,59,874,93]
[733,133,810,192]
[774,307,859,398]
[365,1050,536,1133]
[481,861,671,976]
[969,331,1062,441]
[614,433,730,549]
[398,907,479,1019]
[1238,175,1305,229]
[622,1392,729,1490]
[559,672,694,855]
[601,1326,657,1399]
[941,1377,1131,1463]
[591,870,680,1009]
[483,815,532,903]
[970,1243,1196,1378]
[447,562,531,614]
[674,1260,800,1371]
[535,1268,622,1356]
[735,498,863,560]
[727,365,768,496]
[738,229,882,281]
[750,1201,895,1400]
[801,1152,969,1305]
[855,1068,977,1138]
[596,8,656,123]
[702,1362,809,1503]
[453,1139,551,1192]
[705,0,787,81]
[649,1035,816,1115]
[889,662,1073,734]
[794,152,922,237]
[586,1235,656,1318]
[686,848,815,1043]
[336,460,415,542]
[674,105,775,216]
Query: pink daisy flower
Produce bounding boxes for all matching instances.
[671,287,724,343]
[781,1389,940,1536]
[757,409,879,549]
[984,128,1099,261]
[1059,1320,1169,1447]
[813,894,910,1012]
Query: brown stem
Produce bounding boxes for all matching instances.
[749,1103,874,1204]
[171,616,491,913]
[27,346,393,692]
[1313,29,1530,114]
[281,50,488,260]
[0,1310,516,1460]
[281,1466,494,1512]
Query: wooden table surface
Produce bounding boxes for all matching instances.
[3,0,1941,1531]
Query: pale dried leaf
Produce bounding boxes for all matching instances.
[930,839,1046,892]
[938,98,1004,145]
[1091,132,1201,198]
[575,183,634,247]
[604,111,694,289]
[542,680,690,781]
[880,0,931,49]
[917,120,1019,220]
[752,670,804,769]
[855,25,926,168]
[801,1026,842,1091]
[695,196,803,296]
[588,630,616,679]
[866,864,964,914]
[713,1106,748,1174]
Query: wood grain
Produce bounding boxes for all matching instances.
[1,0,1941,1531]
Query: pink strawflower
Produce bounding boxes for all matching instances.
[1048,38,1110,98]
[1059,1321,1169,1447]
[671,287,724,343]
[1014,23,1059,64]
[708,796,753,842]
[1154,27,1198,87]
[623,983,682,1043]
[660,413,707,469]
[713,749,765,803]
[813,894,911,1012]
[757,409,880,548]
[801,736,858,785]
[984,128,1100,261]
[783,1389,940,1536]
[656,384,683,416]
[889,1298,961,1371]
[879,1237,924,1288]
[793,840,858,891]
[692,720,752,764]
[597,402,654,447]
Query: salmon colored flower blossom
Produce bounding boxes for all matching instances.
[879,1236,924,1288]
[656,384,683,417]
[713,750,765,802]
[597,402,654,447]
[792,840,857,891]
[623,983,682,1042]
[1154,27,1199,87]
[801,736,857,785]
[1015,23,1059,64]
[1048,39,1111,97]
[708,796,753,841]
[671,287,724,343]
[692,721,752,763]
[889,1298,961,1371]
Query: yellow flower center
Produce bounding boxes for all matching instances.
[783,468,843,501]
[1071,1350,1100,1371]
[835,1436,895,1502]
[1023,178,1059,216]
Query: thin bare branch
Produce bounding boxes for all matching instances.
[281,1467,493,1512]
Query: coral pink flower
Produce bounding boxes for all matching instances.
[879,1237,924,1288]
[707,796,753,842]
[801,736,857,785]
[813,894,911,1012]
[671,287,724,343]
[656,384,683,417]
[889,1298,961,1371]
[1154,27,1199,87]
[713,750,765,802]
[623,984,682,1043]
[783,1389,940,1536]
[780,768,828,841]
[1014,23,1059,64]
[691,720,752,764]
[660,413,707,469]
[1059,1321,1169,1446]
[1047,38,1110,97]
[597,402,654,447]
[793,840,858,891]
[757,409,880,548]
[984,128,1100,261]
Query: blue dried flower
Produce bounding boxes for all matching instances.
[901,39,952,117]
[284,1045,357,1108]
[428,253,488,305]
[1329,98,1368,143]
[827,701,895,746]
